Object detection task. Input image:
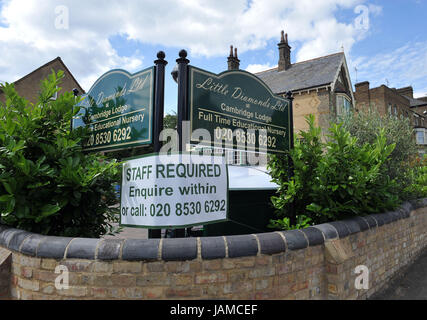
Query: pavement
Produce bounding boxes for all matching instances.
[371,249,427,300]
[102,206,149,239]
[102,225,148,239]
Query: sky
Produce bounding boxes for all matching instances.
[0,0,426,115]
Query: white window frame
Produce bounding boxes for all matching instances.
[336,94,352,117]
[415,128,425,145]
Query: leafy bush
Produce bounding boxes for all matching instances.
[267,215,312,231]
[268,115,400,230]
[268,114,323,229]
[339,107,418,197]
[0,71,121,237]
[403,155,427,200]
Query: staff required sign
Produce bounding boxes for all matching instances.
[120,153,229,229]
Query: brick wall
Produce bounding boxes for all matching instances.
[354,82,371,112]
[291,89,331,136]
[0,248,11,300]
[324,204,427,299]
[354,82,414,120]
[6,243,326,300]
[0,199,426,300]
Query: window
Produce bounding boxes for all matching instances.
[336,95,352,117]
[388,104,392,115]
[191,145,267,166]
[394,105,397,116]
[415,129,425,145]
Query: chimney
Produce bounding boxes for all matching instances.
[355,81,370,92]
[278,30,291,72]
[396,86,414,99]
[227,45,240,70]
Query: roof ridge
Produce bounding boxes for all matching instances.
[255,51,344,75]
[292,51,343,66]
[56,57,86,94]
[13,57,62,85]
[10,56,85,94]
[255,65,279,74]
[407,95,427,106]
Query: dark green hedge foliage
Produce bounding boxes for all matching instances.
[0,71,121,237]
[268,115,402,230]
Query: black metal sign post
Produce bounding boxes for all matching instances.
[175,50,190,238]
[153,51,168,153]
[70,88,80,132]
[286,91,295,152]
[148,51,168,239]
[176,50,190,152]
[286,91,296,225]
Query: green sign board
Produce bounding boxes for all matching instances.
[189,66,291,154]
[72,67,155,152]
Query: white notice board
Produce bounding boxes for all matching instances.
[120,153,228,229]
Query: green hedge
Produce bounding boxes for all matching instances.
[268,115,402,230]
[0,71,121,237]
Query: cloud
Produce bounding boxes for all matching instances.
[348,41,427,97]
[0,0,375,90]
[0,0,144,89]
[245,63,276,74]
[414,91,427,99]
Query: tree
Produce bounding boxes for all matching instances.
[338,107,418,198]
[164,112,177,130]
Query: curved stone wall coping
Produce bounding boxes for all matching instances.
[0,199,426,262]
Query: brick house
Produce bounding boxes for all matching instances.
[354,82,427,154]
[397,86,427,120]
[228,31,355,135]
[0,57,85,104]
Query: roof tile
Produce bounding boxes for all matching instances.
[255,52,344,93]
